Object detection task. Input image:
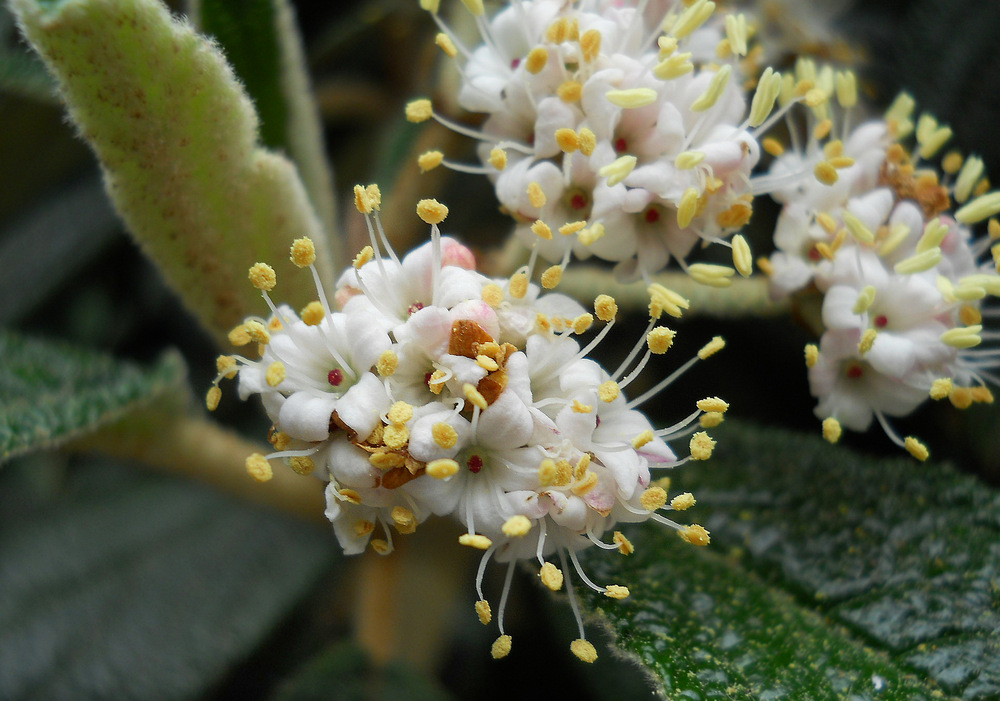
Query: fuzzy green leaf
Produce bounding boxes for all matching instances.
[0,329,185,462]
[9,0,336,345]
[576,421,999,699]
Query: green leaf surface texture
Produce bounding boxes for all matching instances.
[0,329,185,462]
[576,421,999,700]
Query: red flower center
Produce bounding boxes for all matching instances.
[467,455,483,473]
[328,369,343,386]
[874,315,888,328]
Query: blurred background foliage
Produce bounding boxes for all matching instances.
[1,0,999,699]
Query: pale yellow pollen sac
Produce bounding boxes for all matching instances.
[955,156,985,203]
[459,533,493,550]
[286,236,316,268]
[929,377,953,400]
[598,380,619,403]
[814,161,839,186]
[956,191,1000,225]
[417,150,444,173]
[245,453,273,482]
[699,411,724,428]
[572,400,593,414]
[604,584,630,600]
[559,220,587,237]
[554,459,573,486]
[354,520,375,538]
[464,383,488,411]
[248,262,276,291]
[675,150,706,170]
[724,12,748,56]
[647,326,676,354]
[538,458,557,487]
[571,470,599,496]
[894,247,942,275]
[205,386,222,411]
[476,354,500,372]
[805,343,819,368]
[696,396,729,413]
[531,220,553,240]
[822,417,842,444]
[605,87,659,109]
[525,46,549,74]
[613,531,634,555]
[270,431,291,450]
[427,370,447,395]
[353,245,374,269]
[434,32,457,57]
[488,147,507,171]
[671,492,696,511]
[812,118,833,141]
[365,184,382,210]
[762,137,785,157]
[427,458,459,479]
[731,234,753,277]
[689,431,716,460]
[852,285,877,315]
[555,127,580,153]
[405,98,433,123]
[387,400,413,426]
[526,181,547,208]
[942,150,964,175]
[217,354,238,378]
[671,0,716,39]
[959,304,983,325]
[858,328,878,355]
[577,127,597,157]
[571,638,598,663]
[539,562,564,591]
[491,635,512,660]
[391,506,415,530]
[841,210,874,245]
[482,283,505,308]
[509,272,529,299]
[904,436,929,461]
[339,488,362,505]
[557,79,583,102]
[245,320,271,345]
[265,361,286,387]
[940,324,982,349]
[369,452,404,470]
[691,64,732,112]
[990,219,1000,240]
[546,16,569,43]
[950,385,973,409]
[698,336,725,359]
[416,198,449,225]
[595,294,618,322]
[688,263,736,288]
[541,265,564,290]
[680,524,711,547]
[502,515,532,538]
[677,186,701,228]
[648,283,690,319]
[835,70,857,108]
[632,429,655,449]
[383,423,409,450]
[640,485,668,511]
[657,35,678,58]
[599,155,638,187]
[267,316,283,333]
[475,600,492,625]
[816,212,838,235]
[289,456,315,476]
[578,223,605,246]
[296,301,323,326]
[570,313,592,335]
[578,27,601,62]
[971,386,995,404]
[370,539,391,555]
[376,349,398,377]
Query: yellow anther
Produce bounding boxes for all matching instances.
[288,456,315,476]
[604,584,630,599]
[557,79,583,102]
[671,492,696,511]
[244,320,270,345]
[646,326,676,355]
[571,470,598,496]
[530,220,553,242]
[568,313,592,335]
[387,401,413,425]
[555,128,580,153]
[971,386,995,404]
[538,458,557,487]
[491,635,512,659]
[671,0,716,38]
[475,599,492,625]
[353,184,373,214]
[647,283,690,321]
[416,198,449,225]
[942,151,963,175]
[294,301,322,326]
[829,156,855,169]
[653,52,694,80]
[804,343,819,368]
[640,485,668,511]
[525,46,549,74]
[762,137,785,157]
[475,354,499,372]
[559,220,587,236]
[417,150,444,173]
[698,336,725,359]
[205,386,222,411]
[724,12,748,55]
[731,235,753,277]
[365,184,382,210]
[839,210,873,245]
[216,355,238,378]
[267,316,283,333]
[509,272,529,299]
[458,0,484,15]
[688,263,735,288]
[383,424,409,450]
[613,531,634,555]
[428,422,458,450]
[405,98,433,123]
[269,431,290,450]
[675,150,706,170]
[858,328,877,355]
[811,118,833,142]
[578,222,605,246]
[595,294,618,322]
[950,386,973,409]
[632,429,655,449]
[821,417,842,444]
[369,452,404,470]
[370,539,391,555]
[689,431,716,460]
[904,436,929,461]
[599,380,619,402]
[657,35,678,58]
[606,88,658,109]
[929,378,953,400]
[376,349,398,377]
[552,458,572,486]
[804,88,828,108]
[959,305,982,325]
[814,161,839,185]
[546,16,569,43]
[489,147,507,170]
[481,284,505,309]
[599,155,638,186]
[572,400,593,415]
[228,324,251,347]
[691,64,732,112]
[580,28,602,62]
[391,506,415,530]
[245,453,272,482]
[956,192,1000,225]
[834,70,857,108]
[696,397,728,414]
[419,0,439,13]
[526,182,546,208]
[459,533,493,550]
[578,127,597,156]
[434,32,457,57]
[894,248,942,275]
[699,411,724,428]
[571,638,598,663]
[539,562,564,591]
[501,515,532,538]
[677,187,701,228]
[353,246,374,269]
[265,361,286,387]
[354,520,375,539]
[427,458,459,479]
[533,264,562,291]
[955,156,985,203]
[464,383,488,410]
[940,325,982,349]
[248,262,276,291]
[680,523,711,546]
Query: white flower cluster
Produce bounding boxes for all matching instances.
[210,187,726,662]
[408,0,790,284]
[763,91,1000,458]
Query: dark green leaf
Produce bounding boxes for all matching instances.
[0,329,185,462]
[576,421,999,699]
[0,457,337,701]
